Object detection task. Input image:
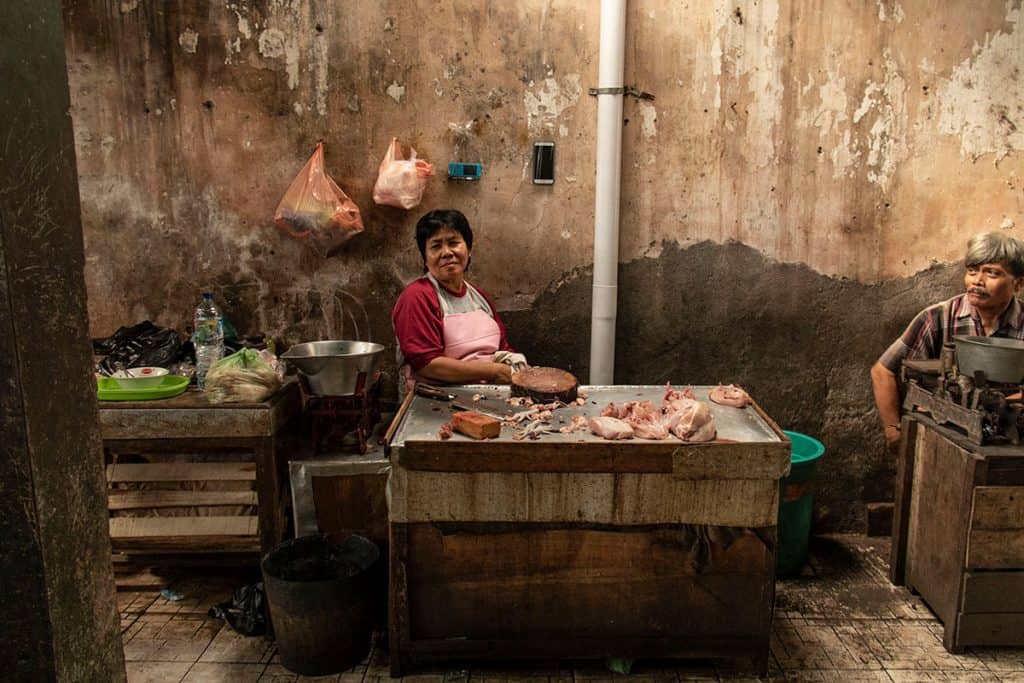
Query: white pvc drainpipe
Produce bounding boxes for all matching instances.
[589,0,626,385]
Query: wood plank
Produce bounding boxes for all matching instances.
[401,635,767,665]
[398,439,789,479]
[389,523,411,677]
[967,529,1024,569]
[956,612,1024,647]
[971,487,1024,530]
[890,416,919,585]
[107,490,257,510]
[253,437,285,556]
[402,522,774,642]
[985,457,1024,486]
[388,467,779,526]
[400,440,672,473]
[104,437,259,454]
[961,571,1024,613]
[905,422,980,632]
[106,462,256,483]
[311,472,389,548]
[98,382,300,439]
[109,516,258,539]
[111,536,261,554]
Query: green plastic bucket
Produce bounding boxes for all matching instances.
[776,431,825,577]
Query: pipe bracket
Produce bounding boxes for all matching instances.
[588,85,655,101]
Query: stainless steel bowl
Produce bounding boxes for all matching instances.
[281,340,385,396]
[953,335,1024,384]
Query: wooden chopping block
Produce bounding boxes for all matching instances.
[451,411,501,440]
[511,366,579,403]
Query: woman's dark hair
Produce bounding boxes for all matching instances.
[415,209,474,270]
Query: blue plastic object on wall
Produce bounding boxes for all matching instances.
[447,162,483,181]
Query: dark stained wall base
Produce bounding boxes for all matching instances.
[504,240,960,532]
[0,0,125,679]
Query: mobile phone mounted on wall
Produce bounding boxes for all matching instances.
[532,142,555,185]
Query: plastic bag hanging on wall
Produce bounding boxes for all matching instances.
[274,142,365,257]
[372,137,434,209]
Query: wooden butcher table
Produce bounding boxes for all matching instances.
[99,381,301,557]
[387,385,790,676]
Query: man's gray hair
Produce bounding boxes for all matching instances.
[965,232,1024,276]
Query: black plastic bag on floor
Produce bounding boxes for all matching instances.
[207,582,266,636]
[93,320,185,375]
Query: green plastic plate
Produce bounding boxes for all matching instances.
[97,375,190,401]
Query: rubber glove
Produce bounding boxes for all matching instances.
[491,350,528,372]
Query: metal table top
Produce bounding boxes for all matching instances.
[391,384,782,446]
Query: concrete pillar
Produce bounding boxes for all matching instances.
[0,1,125,680]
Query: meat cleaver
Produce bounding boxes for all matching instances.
[414,383,510,421]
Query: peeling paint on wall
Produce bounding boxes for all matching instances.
[639,102,657,140]
[936,3,1023,161]
[386,81,405,103]
[876,0,905,23]
[710,1,782,167]
[856,49,907,189]
[796,66,858,179]
[178,28,199,54]
[313,34,329,116]
[523,75,582,135]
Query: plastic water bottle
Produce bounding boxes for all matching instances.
[193,292,224,390]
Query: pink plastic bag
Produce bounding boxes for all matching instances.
[274,142,364,257]
[372,138,434,209]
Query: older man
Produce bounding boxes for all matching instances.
[871,232,1024,451]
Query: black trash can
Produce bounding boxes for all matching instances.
[261,534,380,676]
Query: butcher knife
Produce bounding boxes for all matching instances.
[414,383,509,421]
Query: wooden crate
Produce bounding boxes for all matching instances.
[99,382,301,556]
[891,413,1024,651]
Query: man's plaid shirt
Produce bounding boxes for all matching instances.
[878,294,1024,373]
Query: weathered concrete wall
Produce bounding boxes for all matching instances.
[64,1,1023,530]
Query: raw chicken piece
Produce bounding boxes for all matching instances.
[589,416,634,440]
[663,382,696,408]
[600,402,625,418]
[597,400,667,439]
[558,415,589,434]
[709,384,751,408]
[666,399,716,442]
[438,423,453,440]
[634,421,670,440]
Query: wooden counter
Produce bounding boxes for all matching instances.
[891,413,1024,652]
[99,381,301,557]
[386,384,790,675]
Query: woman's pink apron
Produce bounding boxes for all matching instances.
[401,278,502,393]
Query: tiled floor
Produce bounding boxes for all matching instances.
[120,535,1024,682]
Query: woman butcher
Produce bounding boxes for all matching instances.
[392,209,526,392]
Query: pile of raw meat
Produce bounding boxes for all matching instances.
[589,383,743,442]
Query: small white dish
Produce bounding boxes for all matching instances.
[111,366,169,389]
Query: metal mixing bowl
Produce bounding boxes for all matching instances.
[953,335,1024,384]
[281,340,385,395]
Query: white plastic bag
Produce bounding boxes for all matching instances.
[372,137,434,209]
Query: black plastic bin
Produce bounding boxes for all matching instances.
[261,534,380,676]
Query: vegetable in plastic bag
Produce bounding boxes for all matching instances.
[205,348,282,403]
[372,137,434,209]
[274,142,364,257]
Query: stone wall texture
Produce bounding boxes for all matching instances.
[64,0,1024,530]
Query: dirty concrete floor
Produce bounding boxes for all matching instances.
[120,534,1024,682]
